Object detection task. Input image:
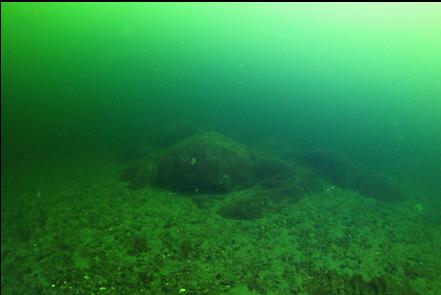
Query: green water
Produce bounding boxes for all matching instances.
[2,3,441,295]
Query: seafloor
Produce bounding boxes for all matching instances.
[1,146,440,295]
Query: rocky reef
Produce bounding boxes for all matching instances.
[303,149,405,202]
[151,132,290,194]
[118,125,406,210]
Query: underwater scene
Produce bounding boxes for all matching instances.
[1,3,441,295]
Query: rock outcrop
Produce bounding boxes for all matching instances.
[303,149,405,201]
[151,132,290,194]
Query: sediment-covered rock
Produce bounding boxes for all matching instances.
[151,132,291,194]
[303,149,404,201]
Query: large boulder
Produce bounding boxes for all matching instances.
[303,149,405,201]
[151,132,290,194]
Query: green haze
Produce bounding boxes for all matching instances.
[3,3,441,166]
[1,3,441,294]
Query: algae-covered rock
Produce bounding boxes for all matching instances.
[120,130,296,194]
[261,164,323,202]
[251,155,291,180]
[151,132,294,194]
[303,149,404,201]
[152,132,257,194]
